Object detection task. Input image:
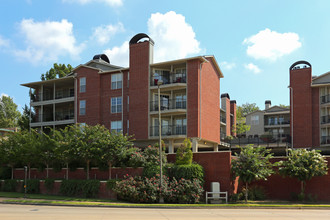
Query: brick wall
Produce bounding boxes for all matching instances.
[290,67,313,147]
[312,87,320,146]
[129,41,151,140]
[230,101,237,136]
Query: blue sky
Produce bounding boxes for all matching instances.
[1,0,330,111]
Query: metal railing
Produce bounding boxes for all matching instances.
[150,125,187,136]
[220,116,226,124]
[31,89,74,102]
[321,136,330,145]
[31,113,74,123]
[150,99,186,111]
[321,94,330,104]
[225,135,291,148]
[321,115,330,124]
[264,121,290,126]
[150,76,187,86]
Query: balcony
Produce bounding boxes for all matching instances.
[321,94,330,104]
[150,75,187,92]
[220,116,226,124]
[31,112,74,127]
[264,120,290,126]
[150,99,186,115]
[150,125,187,137]
[31,88,74,104]
[321,136,330,145]
[321,115,330,124]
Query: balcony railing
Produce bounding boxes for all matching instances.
[31,89,74,102]
[264,121,290,126]
[31,113,74,123]
[321,115,330,124]
[150,99,186,111]
[321,94,330,104]
[150,77,187,86]
[220,116,226,124]
[321,136,330,145]
[150,125,187,136]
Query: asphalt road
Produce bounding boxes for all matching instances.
[1,204,330,220]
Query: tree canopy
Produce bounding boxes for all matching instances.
[237,103,260,118]
[231,145,274,202]
[0,95,21,128]
[278,149,328,197]
[41,63,73,81]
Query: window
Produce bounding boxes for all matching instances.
[251,115,259,125]
[175,68,186,83]
[111,97,122,113]
[79,100,86,115]
[175,118,187,135]
[80,77,86,93]
[111,121,122,133]
[111,73,122,89]
[127,120,129,134]
[175,94,186,109]
[127,96,129,112]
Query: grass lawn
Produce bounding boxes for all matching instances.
[1,192,330,208]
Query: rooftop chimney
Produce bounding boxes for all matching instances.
[265,100,271,110]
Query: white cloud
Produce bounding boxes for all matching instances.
[220,61,236,70]
[0,35,9,48]
[148,11,201,62]
[1,93,9,98]
[63,0,123,7]
[243,28,302,61]
[104,40,129,67]
[244,63,261,74]
[92,23,124,45]
[14,19,85,64]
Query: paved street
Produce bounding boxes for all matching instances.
[1,204,330,220]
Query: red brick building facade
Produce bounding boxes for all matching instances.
[23,33,236,152]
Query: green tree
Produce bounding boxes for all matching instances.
[17,104,35,131]
[231,145,274,203]
[237,103,260,118]
[278,149,328,198]
[279,104,289,109]
[175,138,193,165]
[41,63,73,81]
[99,131,133,179]
[0,95,21,128]
[39,130,58,178]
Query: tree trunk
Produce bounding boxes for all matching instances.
[66,162,69,180]
[245,182,248,203]
[46,163,49,178]
[86,160,90,180]
[10,165,14,180]
[108,162,112,180]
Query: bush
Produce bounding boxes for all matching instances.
[169,163,204,183]
[175,139,193,165]
[1,179,18,192]
[106,179,121,190]
[114,174,204,204]
[44,178,55,193]
[60,180,100,198]
[232,186,266,201]
[25,179,40,194]
[0,166,11,179]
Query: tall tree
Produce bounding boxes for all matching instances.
[278,149,328,198]
[41,63,73,81]
[100,131,133,179]
[17,104,35,131]
[237,103,260,118]
[231,145,274,203]
[0,95,21,128]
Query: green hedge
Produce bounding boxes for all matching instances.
[25,179,40,194]
[60,180,100,198]
[1,179,18,192]
[169,163,204,183]
[44,179,55,193]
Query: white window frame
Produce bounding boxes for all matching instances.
[251,115,259,125]
[80,77,86,93]
[111,73,122,90]
[111,120,122,133]
[79,100,86,115]
[111,97,122,113]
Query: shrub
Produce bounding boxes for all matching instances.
[114,174,204,204]
[0,166,11,179]
[1,179,18,192]
[60,180,83,197]
[175,139,193,165]
[44,178,55,193]
[106,179,121,190]
[169,163,204,183]
[25,179,40,194]
[60,180,100,198]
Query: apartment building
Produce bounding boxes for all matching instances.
[22,33,226,152]
[289,60,330,149]
[220,93,236,142]
[245,101,290,143]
